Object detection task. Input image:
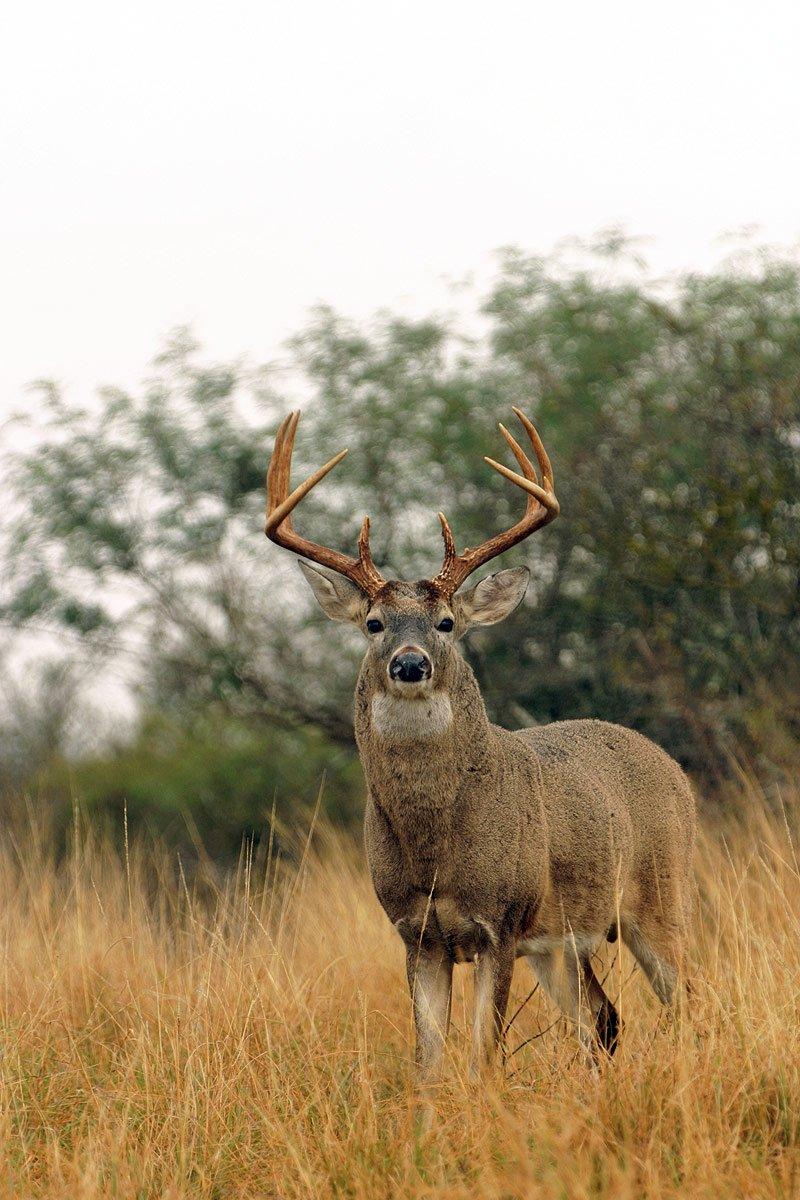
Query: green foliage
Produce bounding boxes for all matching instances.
[3,236,800,845]
[45,711,362,859]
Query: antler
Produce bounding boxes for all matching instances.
[431,407,559,596]
[265,410,386,597]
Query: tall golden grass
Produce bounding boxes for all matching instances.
[0,785,798,1199]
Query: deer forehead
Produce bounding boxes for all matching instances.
[370,580,444,610]
[368,581,452,630]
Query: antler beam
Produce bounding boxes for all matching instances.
[265,410,386,597]
[431,407,559,596]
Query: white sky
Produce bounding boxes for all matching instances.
[2,0,799,418]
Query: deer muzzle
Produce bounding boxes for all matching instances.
[388,647,432,686]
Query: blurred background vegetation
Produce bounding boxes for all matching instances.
[2,236,799,856]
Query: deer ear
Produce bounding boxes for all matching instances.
[457,566,530,627]
[297,560,366,623]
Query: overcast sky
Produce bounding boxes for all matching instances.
[2,0,799,418]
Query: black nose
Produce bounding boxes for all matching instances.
[389,650,432,684]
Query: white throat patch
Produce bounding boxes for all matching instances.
[371,692,453,741]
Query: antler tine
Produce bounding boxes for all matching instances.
[437,511,457,555]
[266,412,288,511]
[436,511,458,578]
[483,456,556,509]
[266,410,297,517]
[277,409,302,514]
[498,420,538,485]
[485,405,557,505]
[265,410,386,596]
[266,446,349,533]
[431,408,559,597]
[512,405,554,490]
[357,515,383,582]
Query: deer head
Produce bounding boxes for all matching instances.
[265,407,559,697]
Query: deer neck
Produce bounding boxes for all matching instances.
[354,653,495,822]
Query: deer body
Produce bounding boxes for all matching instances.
[357,645,548,943]
[354,586,695,1080]
[265,408,696,1096]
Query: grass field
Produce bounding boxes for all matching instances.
[0,786,798,1199]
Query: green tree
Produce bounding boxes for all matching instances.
[3,238,800,835]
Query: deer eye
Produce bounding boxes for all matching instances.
[436,617,454,633]
[366,618,384,634]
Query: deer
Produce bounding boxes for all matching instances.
[264,407,696,1101]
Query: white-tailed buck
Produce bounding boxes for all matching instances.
[265,408,696,1094]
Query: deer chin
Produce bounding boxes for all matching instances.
[370,690,453,741]
[385,675,434,699]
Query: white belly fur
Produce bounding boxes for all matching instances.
[517,933,600,958]
[371,692,453,740]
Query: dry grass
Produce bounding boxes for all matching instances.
[0,789,799,1199]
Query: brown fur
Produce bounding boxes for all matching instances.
[298,569,696,1088]
[359,652,694,963]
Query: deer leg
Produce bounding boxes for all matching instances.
[582,958,620,1056]
[525,942,599,1063]
[470,940,515,1078]
[406,948,453,1087]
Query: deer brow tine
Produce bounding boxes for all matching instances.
[511,407,554,489]
[437,511,457,558]
[357,515,375,563]
[483,456,555,507]
[498,421,538,482]
[266,448,349,532]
